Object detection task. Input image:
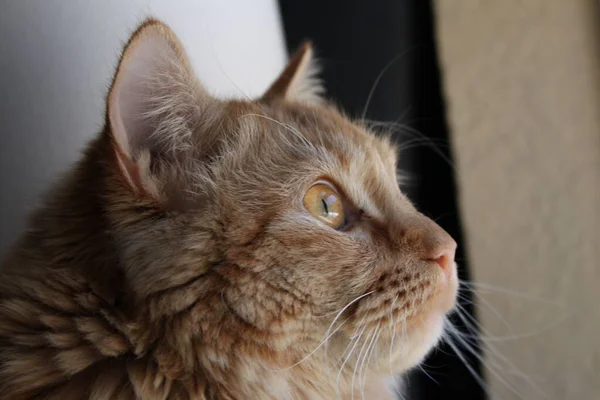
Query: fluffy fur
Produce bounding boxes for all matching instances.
[0,19,458,399]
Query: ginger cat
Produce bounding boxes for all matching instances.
[0,19,458,399]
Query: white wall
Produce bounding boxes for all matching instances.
[0,0,287,253]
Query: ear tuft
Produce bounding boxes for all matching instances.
[262,42,325,104]
[106,19,208,196]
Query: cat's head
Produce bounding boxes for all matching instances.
[103,20,458,376]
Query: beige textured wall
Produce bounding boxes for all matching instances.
[434,1,600,399]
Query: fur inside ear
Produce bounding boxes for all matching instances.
[262,42,324,104]
[106,19,207,195]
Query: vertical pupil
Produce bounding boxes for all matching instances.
[321,197,329,214]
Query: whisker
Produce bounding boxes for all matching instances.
[458,280,565,307]
[323,291,375,345]
[360,323,381,400]
[388,295,399,375]
[442,321,492,397]
[240,113,312,148]
[363,119,456,170]
[360,46,423,120]
[449,314,550,399]
[418,364,440,386]
[268,317,348,371]
[310,298,374,320]
[337,324,367,398]
[452,307,550,397]
[451,314,569,342]
[455,295,514,338]
[330,314,369,376]
[454,293,569,342]
[393,376,408,400]
[352,328,374,400]
[446,321,537,399]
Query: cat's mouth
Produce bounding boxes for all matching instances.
[401,260,459,328]
[432,260,459,313]
[336,262,459,374]
[374,260,459,320]
[388,262,458,369]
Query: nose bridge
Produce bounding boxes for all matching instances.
[390,212,457,260]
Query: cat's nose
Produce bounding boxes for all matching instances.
[394,213,457,274]
[427,243,456,273]
[420,223,456,274]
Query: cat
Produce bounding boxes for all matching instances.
[0,19,458,399]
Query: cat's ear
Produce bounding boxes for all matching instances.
[262,42,324,104]
[106,19,208,195]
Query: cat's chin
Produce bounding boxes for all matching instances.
[384,264,459,373]
[388,312,447,373]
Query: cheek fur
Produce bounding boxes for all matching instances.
[330,253,457,373]
[259,218,378,313]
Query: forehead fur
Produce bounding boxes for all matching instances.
[191,99,404,221]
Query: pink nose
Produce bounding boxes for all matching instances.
[391,212,457,274]
[410,215,457,273]
[430,248,456,272]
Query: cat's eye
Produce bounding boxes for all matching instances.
[303,183,345,229]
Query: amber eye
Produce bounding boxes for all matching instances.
[303,183,345,229]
